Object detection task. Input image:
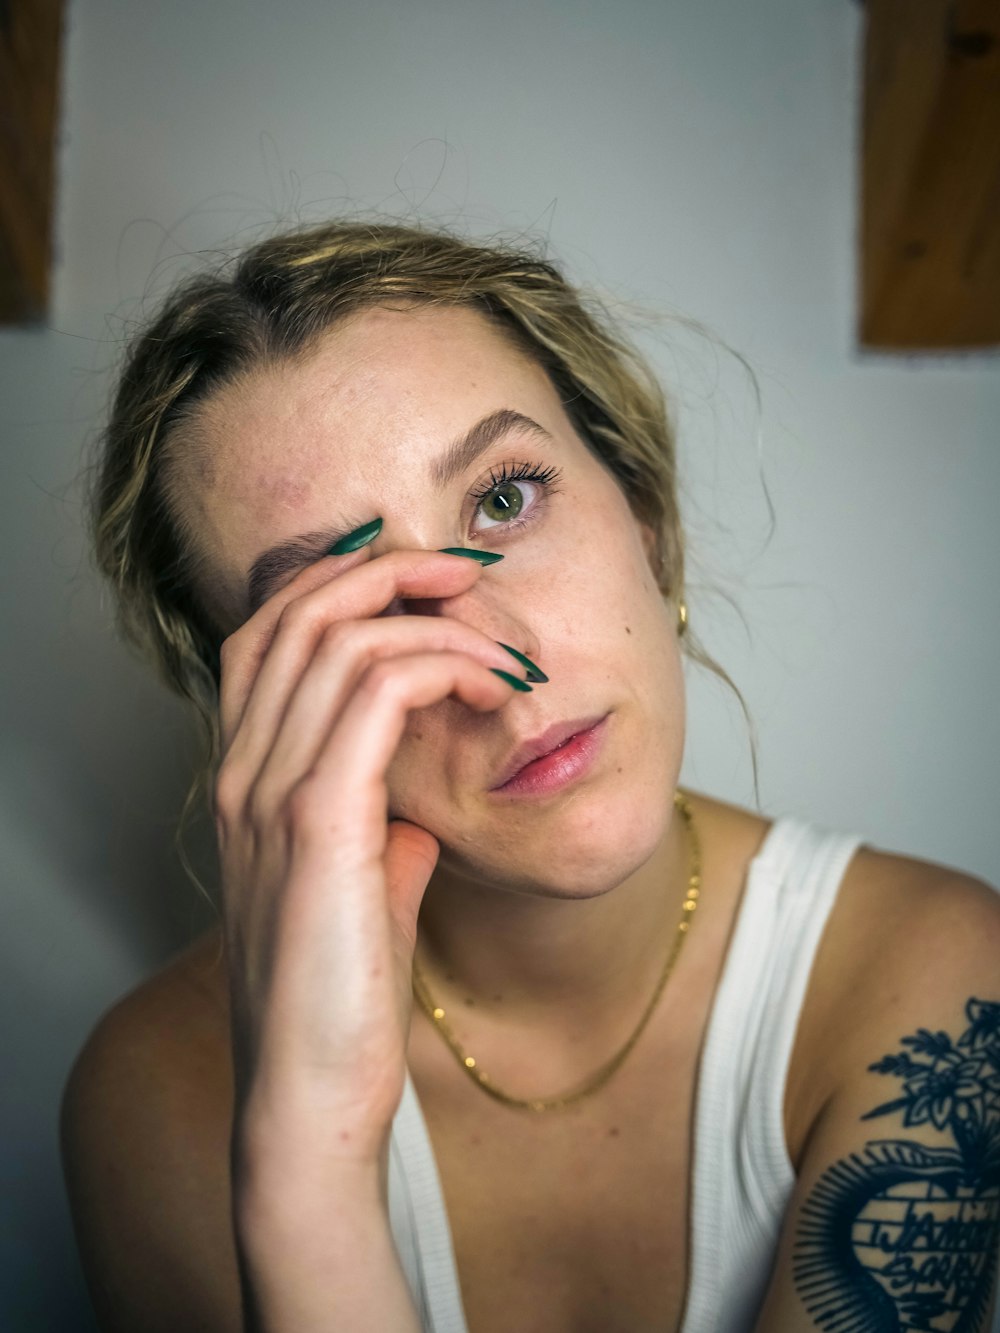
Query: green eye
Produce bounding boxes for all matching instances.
[469,461,561,534]
[480,482,524,523]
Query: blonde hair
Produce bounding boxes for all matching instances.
[90,219,735,866]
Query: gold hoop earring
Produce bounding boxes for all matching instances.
[677,600,688,637]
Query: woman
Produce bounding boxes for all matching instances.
[61,221,999,1332]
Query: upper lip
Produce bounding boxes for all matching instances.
[490,714,608,790]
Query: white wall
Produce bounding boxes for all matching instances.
[2,0,998,1326]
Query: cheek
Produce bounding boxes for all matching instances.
[536,489,669,656]
[384,725,431,818]
[383,715,469,831]
[383,482,679,826]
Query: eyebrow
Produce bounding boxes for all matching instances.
[245,408,552,614]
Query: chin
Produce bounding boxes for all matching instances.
[541,782,674,897]
[435,764,677,901]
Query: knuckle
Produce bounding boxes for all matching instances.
[212,763,243,824]
[360,658,403,701]
[218,631,242,674]
[285,771,331,830]
[276,597,318,639]
[318,618,359,658]
[379,548,414,574]
[245,775,283,829]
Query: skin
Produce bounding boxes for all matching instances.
[61,300,1000,1333]
[189,302,691,1063]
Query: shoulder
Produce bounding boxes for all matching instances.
[786,839,999,1151]
[842,839,999,951]
[61,928,242,1333]
[804,842,999,1092]
[682,788,773,897]
[753,845,1000,1330]
[62,926,233,1141]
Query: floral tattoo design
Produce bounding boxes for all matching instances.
[793,997,1000,1332]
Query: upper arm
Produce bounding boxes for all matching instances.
[60,959,243,1333]
[754,868,1000,1332]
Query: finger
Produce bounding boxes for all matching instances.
[383,821,440,943]
[219,548,487,751]
[246,657,523,1030]
[244,615,532,803]
[281,653,527,873]
[219,543,372,751]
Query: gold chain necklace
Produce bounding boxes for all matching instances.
[410,790,701,1113]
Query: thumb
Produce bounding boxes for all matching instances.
[384,819,440,941]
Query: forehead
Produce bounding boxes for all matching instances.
[202,301,543,457]
[174,303,564,610]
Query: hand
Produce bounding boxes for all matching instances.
[214,542,531,1169]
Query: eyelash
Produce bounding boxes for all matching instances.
[468,459,563,534]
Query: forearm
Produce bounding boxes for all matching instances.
[235,1148,421,1333]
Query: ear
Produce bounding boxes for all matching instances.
[638,521,661,574]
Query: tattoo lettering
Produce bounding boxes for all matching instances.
[793,997,1000,1332]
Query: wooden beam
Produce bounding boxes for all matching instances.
[861,0,1000,350]
[0,0,64,324]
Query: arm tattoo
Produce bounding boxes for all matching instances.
[793,997,1000,1332]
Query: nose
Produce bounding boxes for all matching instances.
[371,516,543,663]
[403,582,541,666]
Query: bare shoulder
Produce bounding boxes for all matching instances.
[682,788,774,890]
[61,928,241,1333]
[754,844,1000,1330]
[788,836,1000,1157]
[816,842,997,1051]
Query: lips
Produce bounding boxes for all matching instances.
[490,714,609,792]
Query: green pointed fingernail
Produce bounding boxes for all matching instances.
[498,643,548,683]
[328,517,383,555]
[490,668,533,693]
[438,547,504,566]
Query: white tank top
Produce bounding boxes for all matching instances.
[387,816,863,1332]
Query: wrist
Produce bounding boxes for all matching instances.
[235,1156,418,1333]
[234,1114,391,1225]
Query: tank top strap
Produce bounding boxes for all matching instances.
[681,816,864,1332]
[389,1071,469,1332]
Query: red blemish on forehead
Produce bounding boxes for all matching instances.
[220,447,318,517]
[261,472,314,510]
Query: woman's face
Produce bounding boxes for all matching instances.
[181,303,685,898]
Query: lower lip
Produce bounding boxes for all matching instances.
[492,716,610,799]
